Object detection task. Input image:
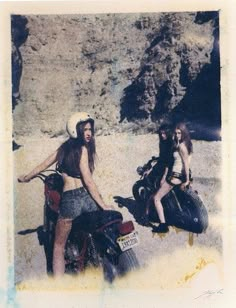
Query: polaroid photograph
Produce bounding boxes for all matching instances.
[0,0,235,307]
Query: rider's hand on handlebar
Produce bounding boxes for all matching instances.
[18,175,31,183]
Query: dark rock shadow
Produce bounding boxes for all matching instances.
[172,13,220,141]
[113,196,153,228]
[11,15,29,111]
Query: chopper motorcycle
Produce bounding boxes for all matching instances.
[132,156,208,234]
[24,169,140,282]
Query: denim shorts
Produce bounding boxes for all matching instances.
[58,187,99,220]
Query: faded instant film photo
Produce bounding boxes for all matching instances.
[0,0,235,307]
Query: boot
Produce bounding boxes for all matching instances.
[152,223,169,233]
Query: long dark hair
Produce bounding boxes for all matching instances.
[57,120,96,175]
[174,122,193,154]
[158,124,174,166]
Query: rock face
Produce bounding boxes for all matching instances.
[11,15,29,109]
[12,12,220,139]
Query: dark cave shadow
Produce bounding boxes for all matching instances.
[113,196,154,228]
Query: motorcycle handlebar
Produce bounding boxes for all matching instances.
[35,169,61,182]
[35,174,46,182]
[136,156,159,176]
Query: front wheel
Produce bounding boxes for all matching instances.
[132,180,151,204]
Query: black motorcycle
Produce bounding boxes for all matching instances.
[132,157,209,234]
[21,170,140,282]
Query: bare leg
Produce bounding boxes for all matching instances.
[153,181,175,223]
[53,218,72,277]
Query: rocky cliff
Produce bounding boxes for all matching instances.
[12,11,220,140]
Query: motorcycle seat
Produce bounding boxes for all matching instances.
[72,210,123,234]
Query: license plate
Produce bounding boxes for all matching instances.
[117,231,139,252]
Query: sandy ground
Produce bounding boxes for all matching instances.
[14,133,222,287]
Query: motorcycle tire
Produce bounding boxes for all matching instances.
[148,188,209,234]
[102,249,140,283]
[102,255,119,283]
[173,188,209,234]
[116,249,140,276]
[132,180,151,204]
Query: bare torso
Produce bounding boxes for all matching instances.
[62,173,84,192]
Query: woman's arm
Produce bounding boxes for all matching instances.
[79,146,111,210]
[18,150,58,182]
[179,143,190,188]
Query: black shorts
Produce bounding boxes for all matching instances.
[166,169,193,186]
[166,172,185,186]
[58,187,99,220]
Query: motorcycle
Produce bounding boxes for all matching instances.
[132,157,209,234]
[29,170,140,282]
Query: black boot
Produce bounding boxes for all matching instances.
[152,223,169,233]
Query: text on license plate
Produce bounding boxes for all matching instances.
[117,231,139,252]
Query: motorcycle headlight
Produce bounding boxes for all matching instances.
[137,166,144,175]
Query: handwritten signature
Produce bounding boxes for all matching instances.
[194,289,224,300]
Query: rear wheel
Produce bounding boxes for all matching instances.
[168,188,209,233]
[102,256,119,283]
[180,197,208,233]
[117,249,140,276]
[103,249,140,282]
